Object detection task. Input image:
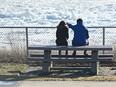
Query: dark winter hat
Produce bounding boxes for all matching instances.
[77,18,83,23]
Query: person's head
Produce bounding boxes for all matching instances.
[58,21,66,26]
[76,18,83,23]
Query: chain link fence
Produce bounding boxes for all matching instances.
[0,27,116,63]
[0,27,26,63]
[27,27,116,46]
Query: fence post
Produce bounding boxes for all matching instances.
[26,27,28,57]
[103,27,105,46]
[103,27,105,54]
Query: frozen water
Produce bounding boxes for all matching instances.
[0,0,116,26]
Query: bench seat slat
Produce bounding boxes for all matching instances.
[50,67,91,70]
[27,57,112,62]
[28,45,112,51]
[30,54,113,57]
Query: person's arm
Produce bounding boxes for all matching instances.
[56,28,58,38]
[86,29,89,39]
[67,23,73,28]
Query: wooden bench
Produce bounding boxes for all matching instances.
[27,45,113,75]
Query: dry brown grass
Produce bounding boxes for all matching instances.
[0,63,116,81]
[0,63,28,75]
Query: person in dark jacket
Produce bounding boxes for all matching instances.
[67,18,89,56]
[56,21,69,55]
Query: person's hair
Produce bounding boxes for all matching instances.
[58,21,66,26]
[77,18,83,23]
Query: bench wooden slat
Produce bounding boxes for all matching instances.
[28,45,112,51]
[50,67,91,70]
[30,54,113,58]
[28,57,112,62]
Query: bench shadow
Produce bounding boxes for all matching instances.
[36,70,94,78]
[0,68,95,81]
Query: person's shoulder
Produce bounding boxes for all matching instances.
[63,26,68,30]
[83,25,88,29]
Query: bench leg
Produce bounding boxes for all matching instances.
[42,50,51,73]
[91,51,99,75]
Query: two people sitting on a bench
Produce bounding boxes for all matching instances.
[56,18,89,56]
